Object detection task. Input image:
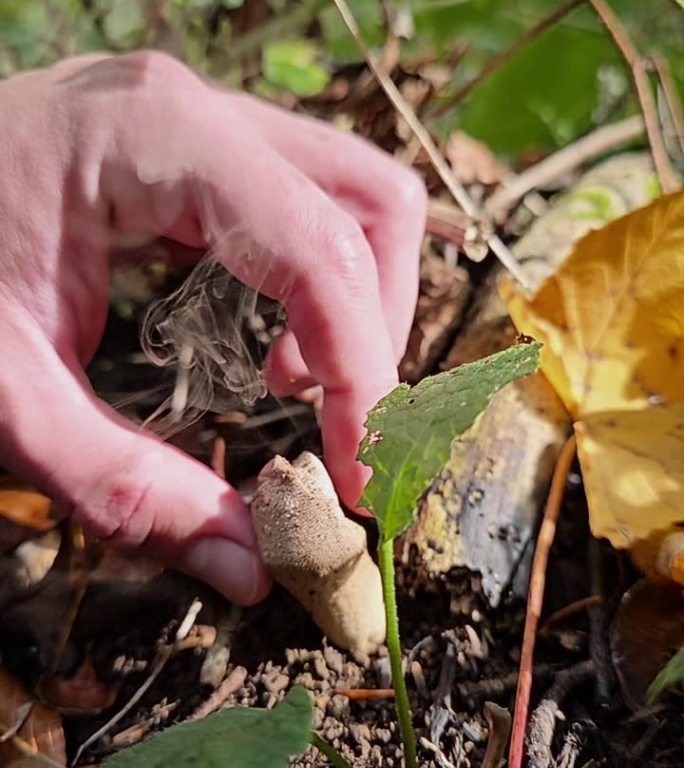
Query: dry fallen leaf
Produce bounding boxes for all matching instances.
[610,579,684,709]
[0,480,57,532]
[0,666,66,767]
[38,656,119,716]
[503,191,684,570]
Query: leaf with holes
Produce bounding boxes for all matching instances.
[358,343,541,542]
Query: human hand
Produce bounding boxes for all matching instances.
[0,52,426,605]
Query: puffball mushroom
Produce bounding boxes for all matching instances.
[250,452,386,655]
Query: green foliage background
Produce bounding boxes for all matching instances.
[1,0,682,157]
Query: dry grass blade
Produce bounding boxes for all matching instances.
[331,0,532,290]
[508,435,576,768]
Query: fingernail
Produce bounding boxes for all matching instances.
[180,537,272,606]
[217,487,257,549]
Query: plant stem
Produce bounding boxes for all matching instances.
[378,538,417,768]
[311,733,354,768]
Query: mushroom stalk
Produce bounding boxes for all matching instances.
[250,452,386,655]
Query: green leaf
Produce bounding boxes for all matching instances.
[103,686,313,768]
[263,39,330,97]
[647,646,684,703]
[358,343,541,542]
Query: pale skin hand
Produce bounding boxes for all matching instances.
[0,52,426,606]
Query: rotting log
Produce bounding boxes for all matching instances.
[401,153,657,606]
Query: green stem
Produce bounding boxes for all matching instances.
[311,732,354,768]
[378,538,417,768]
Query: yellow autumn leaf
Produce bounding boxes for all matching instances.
[503,190,684,559]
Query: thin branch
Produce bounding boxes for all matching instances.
[188,666,248,722]
[485,115,645,218]
[431,0,587,117]
[650,52,684,159]
[588,0,680,192]
[538,594,602,637]
[211,435,226,479]
[331,0,532,290]
[508,435,576,768]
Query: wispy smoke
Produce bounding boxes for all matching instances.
[140,254,268,437]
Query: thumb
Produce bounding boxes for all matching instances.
[0,322,271,606]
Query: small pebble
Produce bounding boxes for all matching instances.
[327,695,349,719]
[323,646,344,675]
[294,672,316,690]
[373,656,392,689]
[349,723,371,745]
[263,671,289,695]
[314,656,330,681]
[322,717,344,740]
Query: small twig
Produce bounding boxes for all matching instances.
[556,721,588,768]
[238,403,312,430]
[650,53,684,159]
[430,643,457,751]
[431,0,587,117]
[419,736,457,768]
[331,0,532,290]
[626,718,666,763]
[485,115,645,219]
[482,702,512,768]
[311,732,354,768]
[508,435,576,768]
[538,595,602,637]
[109,701,178,748]
[526,661,595,768]
[456,664,557,702]
[587,540,613,705]
[211,435,226,479]
[72,599,203,766]
[334,687,395,700]
[426,197,471,247]
[588,0,680,192]
[188,666,248,722]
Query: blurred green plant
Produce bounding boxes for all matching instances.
[0,0,681,158]
[263,38,330,95]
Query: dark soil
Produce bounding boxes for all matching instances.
[2,229,682,768]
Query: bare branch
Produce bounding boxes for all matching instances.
[589,0,680,192]
[485,115,645,218]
